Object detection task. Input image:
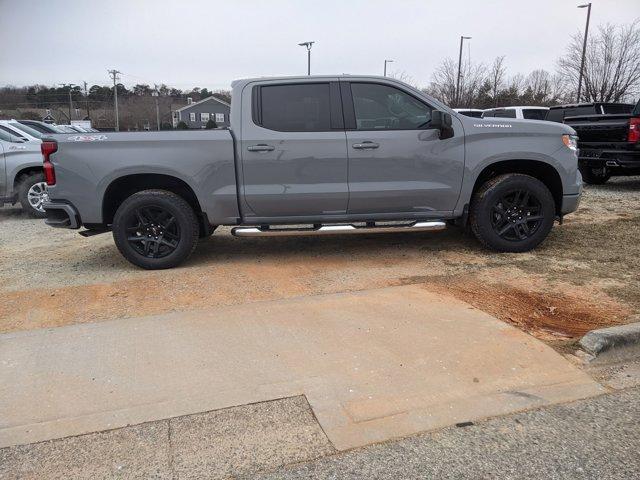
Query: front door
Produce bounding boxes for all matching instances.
[240,81,348,219]
[343,81,464,215]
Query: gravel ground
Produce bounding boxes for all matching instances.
[1,177,639,347]
[250,386,640,480]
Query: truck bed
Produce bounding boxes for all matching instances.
[46,130,240,226]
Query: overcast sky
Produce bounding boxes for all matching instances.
[1,0,638,90]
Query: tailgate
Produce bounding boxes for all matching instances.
[565,114,630,143]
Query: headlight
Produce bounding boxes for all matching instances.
[562,134,578,151]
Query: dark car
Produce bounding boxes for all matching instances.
[547,101,639,184]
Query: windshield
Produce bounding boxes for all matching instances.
[9,122,44,139]
[634,99,640,116]
[56,125,77,133]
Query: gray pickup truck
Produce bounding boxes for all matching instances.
[42,76,582,269]
[0,128,49,217]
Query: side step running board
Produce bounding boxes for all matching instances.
[231,221,446,237]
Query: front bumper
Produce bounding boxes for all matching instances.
[43,202,81,229]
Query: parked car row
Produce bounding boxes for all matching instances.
[456,100,640,184]
[454,106,549,120]
[0,120,99,217]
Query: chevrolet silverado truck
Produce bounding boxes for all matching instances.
[547,100,639,184]
[42,76,582,269]
[0,128,49,217]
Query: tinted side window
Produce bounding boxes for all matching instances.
[482,111,495,118]
[546,109,564,122]
[522,109,547,120]
[350,83,431,130]
[260,83,331,132]
[493,109,516,118]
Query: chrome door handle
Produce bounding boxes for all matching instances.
[352,141,379,150]
[247,144,275,152]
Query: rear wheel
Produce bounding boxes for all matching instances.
[18,172,48,218]
[580,166,610,185]
[469,174,556,252]
[112,190,199,269]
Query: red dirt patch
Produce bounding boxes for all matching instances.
[400,276,631,340]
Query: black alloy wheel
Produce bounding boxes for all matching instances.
[490,189,544,241]
[112,190,199,269]
[125,206,181,258]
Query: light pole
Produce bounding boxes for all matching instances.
[384,59,394,77]
[455,36,471,107]
[298,41,315,75]
[577,3,592,102]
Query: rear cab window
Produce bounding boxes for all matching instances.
[522,109,547,120]
[492,109,516,118]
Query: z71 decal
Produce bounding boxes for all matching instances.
[68,135,108,142]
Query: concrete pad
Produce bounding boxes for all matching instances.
[170,396,334,479]
[0,285,604,450]
[0,396,333,480]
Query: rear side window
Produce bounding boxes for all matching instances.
[259,83,331,132]
[522,109,547,120]
[493,109,516,118]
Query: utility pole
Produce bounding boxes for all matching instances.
[108,69,122,131]
[153,85,160,131]
[298,41,315,75]
[577,3,592,102]
[384,59,394,77]
[59,83,76,123]
[83,81,90,120]
[455,36,471,107]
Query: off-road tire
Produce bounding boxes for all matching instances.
[469,173,555,253]
[17,171,47,218]
[580,166,610,185]
[112,189,199,269]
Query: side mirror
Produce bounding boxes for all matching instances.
[430,111,454,139]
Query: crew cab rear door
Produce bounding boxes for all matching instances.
[239,80,348,219]
[341,80,464,214]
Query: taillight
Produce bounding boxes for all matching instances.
[41,141,57,185]
[629,118,640,143]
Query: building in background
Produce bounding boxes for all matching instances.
[172,96,231,128]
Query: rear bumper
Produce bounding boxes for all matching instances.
[579,148,640,170]
[43,202,81,229]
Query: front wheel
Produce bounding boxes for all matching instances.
[112,190,199,269]
[469,174,556,253]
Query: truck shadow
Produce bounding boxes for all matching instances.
[589,176,640,192]
[0,207,28,221]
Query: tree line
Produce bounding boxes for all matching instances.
[424,20,640,108]
[1,19,638,128]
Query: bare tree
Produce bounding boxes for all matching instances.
[427,58,486,107]
[488,56,506,106]
[557,20,640,102]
